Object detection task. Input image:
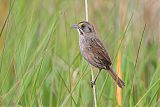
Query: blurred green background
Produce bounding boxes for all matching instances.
[0,0,160,106]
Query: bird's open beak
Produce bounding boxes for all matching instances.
[72,24,78,28]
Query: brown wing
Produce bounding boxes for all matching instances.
[87,38,112,69]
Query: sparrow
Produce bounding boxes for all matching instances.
[72,21,125,88]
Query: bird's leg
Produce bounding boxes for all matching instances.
[91,69,101,88]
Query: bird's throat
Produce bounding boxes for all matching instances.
[77,28,84,35]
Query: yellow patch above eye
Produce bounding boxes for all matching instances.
[78,23,83,27]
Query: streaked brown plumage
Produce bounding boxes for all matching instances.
[73,21,125,88]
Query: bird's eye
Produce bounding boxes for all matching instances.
[81,24,85,28]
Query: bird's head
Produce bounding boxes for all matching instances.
[72,21,95,35]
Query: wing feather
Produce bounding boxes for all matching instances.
[90,38,112,68]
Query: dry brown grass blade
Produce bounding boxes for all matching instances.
[134,24,146,69]
[116,52,122,106]
[1,0,7,17]
[116,0,126,106]
[120,0,126,28]
[0,37,4,52]
[0,0,7,52]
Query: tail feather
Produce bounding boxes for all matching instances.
[108,67,125,88]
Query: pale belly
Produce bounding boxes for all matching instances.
[79,36,93,65]
[79,35,88,57]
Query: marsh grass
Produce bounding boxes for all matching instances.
[0,0,160,107]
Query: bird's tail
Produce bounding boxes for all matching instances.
[108,67,125,88]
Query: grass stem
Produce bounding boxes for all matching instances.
[85,0,97,107]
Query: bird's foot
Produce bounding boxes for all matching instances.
[91,80,96,88]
